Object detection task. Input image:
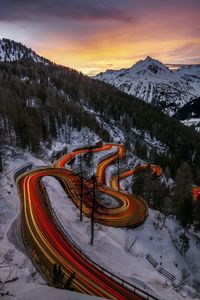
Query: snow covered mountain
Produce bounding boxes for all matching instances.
[94,57,200,115]
[177,65,200,96]
[0,38,48,64]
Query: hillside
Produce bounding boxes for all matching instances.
[1,39,200,299]
[1,40,200,179]
[1,141,199,300]
[94,57,200,116]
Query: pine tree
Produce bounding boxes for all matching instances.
[0,150,3,172]
[194,196,200,231]
[132,166,169,211]
[179,231,190,256]
[0,128,3,172]
[132,171,145,196]
[173,162,194,228]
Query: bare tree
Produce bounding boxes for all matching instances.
[125,230,137,253]
[79,155,83,222]
[90,175,97,245]
[0,127,4,172]
[117,151,120,191]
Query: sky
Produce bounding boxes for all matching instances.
[0,0,200,75]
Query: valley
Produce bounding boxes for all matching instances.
[0,38,200,300]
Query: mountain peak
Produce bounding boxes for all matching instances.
[129,56,171,76]
[144,56,154,61]
[0,38,49,64]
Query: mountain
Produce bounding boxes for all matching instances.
[1,39,200,298]
[177,65,200,95]
[94,57,200,116]
[1,38,200,178]
[165,63,184,70]
[0,38,48,64]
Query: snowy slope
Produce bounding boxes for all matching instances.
[177,65,200,96]
[94,57,200,115]
[0,38,48,64]
[0,127,101,298]
[4,283,104,299]
[1,139,200,299]
[42,171,200,300]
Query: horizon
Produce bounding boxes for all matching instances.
[1,37,199,75]
[0,0,200,75]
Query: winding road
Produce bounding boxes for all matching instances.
[17,143,161,299]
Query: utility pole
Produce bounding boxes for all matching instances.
[0,129,3,173]
[80,155,83,222]
[0,152,2,173]
[117,151,120,191]
[90,174,96,245]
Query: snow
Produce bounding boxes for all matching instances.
[42,175,200,300]
[0,150,47,297]
[131,127,168,154]
[96,116,125,144]
[45,125,101,162]
[181,118,200,132]
[3,283,104,299]
[20,76,30,82]
[94,57,200,116]
[177,65,200,96]
[0,147,105,299]
[129,56,172,78]
[0,38,47,64]
[26,98,39,108]
[82,104,125,144]
[1,143,200,300]
[1,39,200,299]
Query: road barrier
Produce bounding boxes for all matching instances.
[146,254,175,281]
[146,254,184,293]
[14,163,33,181]
[171,280,184,292]
[146,254,159,269]
[159,268,175,281]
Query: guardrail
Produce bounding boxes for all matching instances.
[146,254,159,269]
[159,268,175,282]
[146,254,175,281]
[14,163,33,181]
[40,180,159,300]
[146,254,184,293]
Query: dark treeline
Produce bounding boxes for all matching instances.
[132,163,200,232]
[0,59,200,179]
[0,60,109,154]
[0,59,200,230]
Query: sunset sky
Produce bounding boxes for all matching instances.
[0,0,200,75]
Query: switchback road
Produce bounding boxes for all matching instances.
[17,143,160,299]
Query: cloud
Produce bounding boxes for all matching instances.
[166,42,200,57]
[0,0,133,23]
[0,0,199,74]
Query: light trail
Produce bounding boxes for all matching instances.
[17,143,160,299]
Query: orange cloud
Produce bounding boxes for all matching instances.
[1,0,200,75]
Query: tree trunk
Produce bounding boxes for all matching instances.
[0,153,3,172]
